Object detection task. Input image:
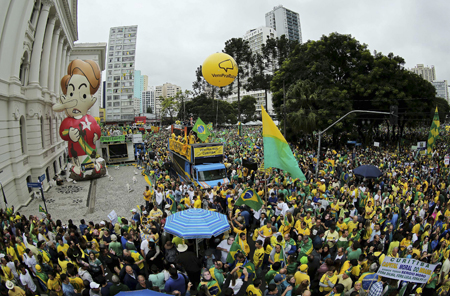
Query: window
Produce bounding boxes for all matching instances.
[19,51,29,86]
[19,116,26,154]
[109,46,114,50]
[49,117,53,145]
[40,117,45,148]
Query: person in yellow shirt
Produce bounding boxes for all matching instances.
[237,232,250,255]
[347,216,359,234]
[193,196,202,209]
[294,264,310,286]
[259,221,273,239]
[296,221,311,237]
[412,217,422,235]
[253,240,265,275]
[57,239,69,257]
[319,267,338,293]
[400,234,412,254]
[364,201,374,220]
[336,217,348,237]
[47,271,63,296]
[143,186,153,211]
[150,204,163,220]
[180,193,191,208]
[6,242,18,263]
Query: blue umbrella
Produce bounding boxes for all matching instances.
[117,290,166,296]
[353,165,382,178]
[164,209,230,239]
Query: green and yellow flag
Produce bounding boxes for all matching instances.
[262,106,306,181]
[198,280,221,295]
[237,122,242,136]
[193,117,210,142]
[226,240,244,263]
[427,106,440,156]
[235,188,263,211]
[165,193,176,213]
[206,122,213,131]
[39,205,47,215]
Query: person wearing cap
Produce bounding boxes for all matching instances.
[34,264,48,292]
[270,273,289,296]
[108,234,123,257]
[175,242,202,287]
[294,264,310,287]
[5,280,26,296]
[89,282,101,295]
[131,209,140,223]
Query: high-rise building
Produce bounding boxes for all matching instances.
[224,27,277,114]
[432,80,449,102]
[142,75,148,91]
[244,26,277,55]
[134,70,144,113]
[265,5,302,43]
[0,0,80,206]
[105,25,138,122]
[155,83,182,116]
[142,88,155,114]
[410,64,436,82]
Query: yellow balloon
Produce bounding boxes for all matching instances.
[202,52,238,87]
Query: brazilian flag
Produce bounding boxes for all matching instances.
[193,117,210,142]
[165,193,176,213]
[39,205,47,215]
[226,240,244,264]
[207,122,213,131]
[235,188,263,211]
[427,106,440,156]
[236,261,255,278]
[198,280,221,295]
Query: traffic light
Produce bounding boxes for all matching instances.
[390,105,398,125]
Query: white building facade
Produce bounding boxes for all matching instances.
[105,25,138,122]
[142,88,155,114]
[431,80,449,102]
[265,5,302,43]
[155,83,181,116]
[410,64,436,82]
[0,0,78,207]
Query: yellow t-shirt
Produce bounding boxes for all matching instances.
[412,224,421,235]
[253,247,265,268]
[246,285,262,296]
[259,225,272,237]
[69,276,84,293]
[47,278,63,296]
[319,273,337,292]
[194,199,202,209]
[347,221,358,234]
[57,244,69,256]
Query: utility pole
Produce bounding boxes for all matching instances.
[315,110,390,179]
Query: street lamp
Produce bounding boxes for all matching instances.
[315,110,390,179]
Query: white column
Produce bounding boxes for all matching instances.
[58,43,68,96]
[48,26,61,93]
[52,35,64,94]
[39,15,57,90]
[28,0,53,86]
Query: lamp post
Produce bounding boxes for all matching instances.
[315,110,390,179]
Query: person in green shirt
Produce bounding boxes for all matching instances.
[108,234,123,257]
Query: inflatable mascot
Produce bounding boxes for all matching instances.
[53,59,106,181]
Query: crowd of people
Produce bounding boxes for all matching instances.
[0,124,448,296]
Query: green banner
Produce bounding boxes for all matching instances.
[100,135,125,143]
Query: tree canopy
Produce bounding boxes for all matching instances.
[271,32,448,143]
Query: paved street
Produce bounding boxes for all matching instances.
[19,165,150,225]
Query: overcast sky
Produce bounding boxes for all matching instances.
[77,0,450,91]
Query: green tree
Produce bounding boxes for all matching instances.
[223,38,253,121]
[146,106,153,113]
[159,95,179,122]
[175,90,192,122]
[184,94,237,125]
[272,32,440,144]
[234,95,257,123]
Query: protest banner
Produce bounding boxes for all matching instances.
[377,256,438,284]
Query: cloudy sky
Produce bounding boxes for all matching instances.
[77,0,450,91]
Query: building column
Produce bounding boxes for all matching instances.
[52,35,64,95]
[28,0,53,86]
[48,26,61,94]
[39,15,57,90]
[57,43,68,97]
